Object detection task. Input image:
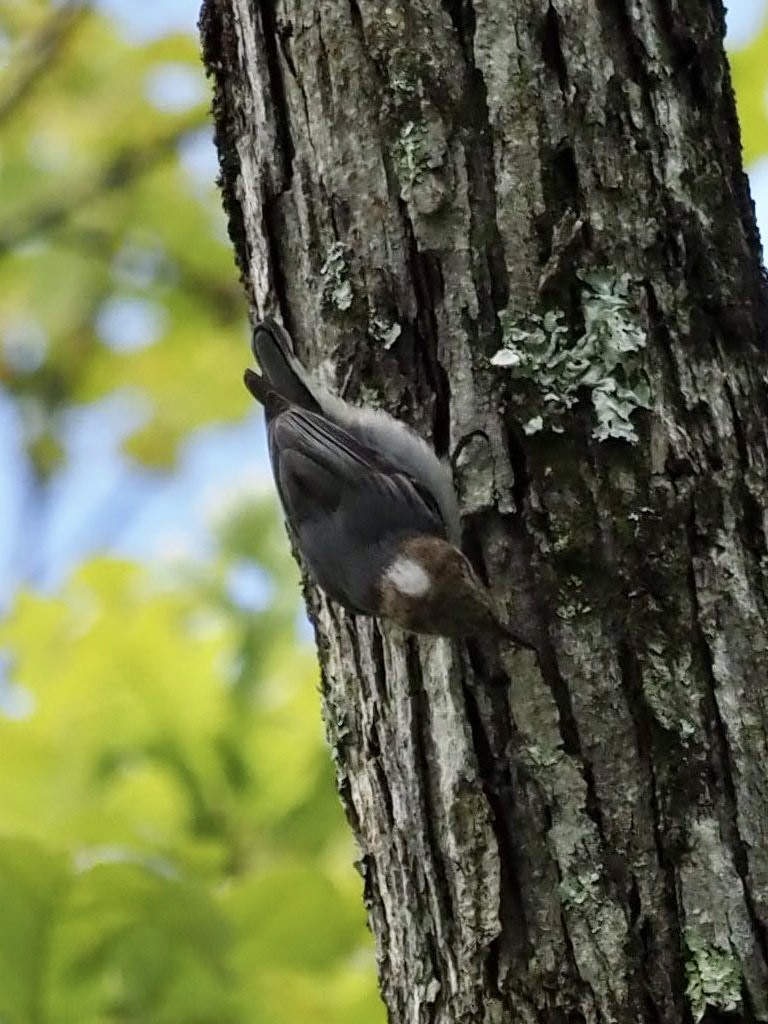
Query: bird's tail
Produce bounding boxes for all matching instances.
[250,318,322,413]
[243,368,290,419]
[243,367,271,404]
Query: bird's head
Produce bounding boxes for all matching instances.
[377,534,508,639]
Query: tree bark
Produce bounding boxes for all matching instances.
[200,1,768,1021]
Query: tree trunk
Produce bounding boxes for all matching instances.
[200,1,768,1020]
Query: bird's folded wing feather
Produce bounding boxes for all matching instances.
[269,407,445,538]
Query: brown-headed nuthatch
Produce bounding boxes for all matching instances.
[244,318,513,639]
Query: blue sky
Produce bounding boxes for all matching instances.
[97,0,201,42]
[1,0,766,612]
[97,0,768,48]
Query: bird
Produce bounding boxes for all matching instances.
[243,317,513,639]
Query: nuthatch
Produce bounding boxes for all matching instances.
[244,318,512,639]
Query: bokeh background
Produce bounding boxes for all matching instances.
[0,1,765,1021]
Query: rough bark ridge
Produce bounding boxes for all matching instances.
[201,1,768,1021]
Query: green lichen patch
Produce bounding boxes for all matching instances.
[320,242,353,312]
[491,269,651,442]
[685,930,742,1022]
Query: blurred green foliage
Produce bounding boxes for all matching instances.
[731,16,768,166]
[0,1,766,1021]
[0,0,248,471]
[0,2,382,1022]
[0,498,382,1023]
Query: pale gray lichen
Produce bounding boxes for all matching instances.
[557,575,592,620]
[559,869,601,909]
[491,269,651,442]
[390,63,420,100]
[392,119,448,212]
[370,316,402,349]
[684,930,742,1022]
[557,600,592,621]
[641,640,697,739]
[524,742,563,768]
[320,242,353,311]
[393,121,429,188]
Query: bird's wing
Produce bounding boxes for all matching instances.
[269,407,445,539]
[267,406,448,613]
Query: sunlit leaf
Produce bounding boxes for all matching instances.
[730,20,768,165]
[0,837,69,1024]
